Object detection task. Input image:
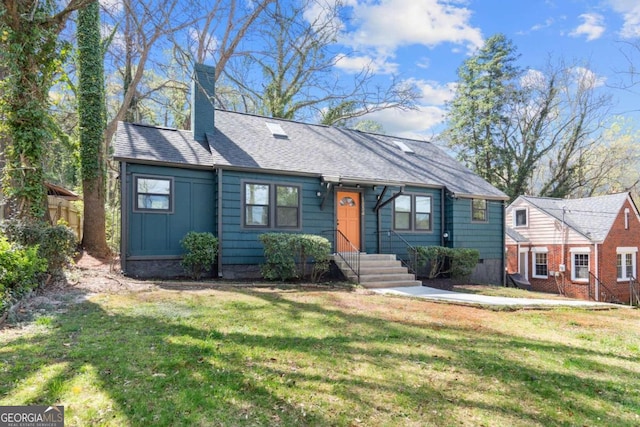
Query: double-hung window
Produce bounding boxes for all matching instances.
[472,199,487,222]
[393,194,432,231]
[533,249,548,278]
[572,252,590,281]
[245,183,270,226]
[244,182,300,229]
[616,247,637,281]
[134,175,173,213]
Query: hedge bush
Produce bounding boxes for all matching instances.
[180,232,219,280]
[0,237,47,314]
[1,219,77,276]
[415,246,479,280]
[259,233,331,282]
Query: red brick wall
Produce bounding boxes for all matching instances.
[596,199,640,303]
[506,199,640,303]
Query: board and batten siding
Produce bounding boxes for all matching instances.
[126,164,216,257]
[506,200,590,245]
[448,197,505,259]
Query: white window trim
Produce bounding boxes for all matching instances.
[531,246,548,253]
[518,248,529,280]
[625,208,630,230]
[532,251,549,279]
[616,247,637,281]
[513,208,528,228]
[571,252,590,282]
[570,247,591,253]
[616,247,638,254]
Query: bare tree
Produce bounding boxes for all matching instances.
[534,63,612,197]
[221,0,419,123]
[102,0,201,145]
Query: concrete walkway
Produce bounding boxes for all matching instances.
[372,285,627,308]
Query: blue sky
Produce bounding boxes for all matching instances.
[324,0,640,139]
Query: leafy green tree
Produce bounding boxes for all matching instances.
[0,0,87,220]
[443,35,613,200]
[442,33,522,193]
[77,0,110,256]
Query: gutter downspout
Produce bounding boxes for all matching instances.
[376,207,381,254]
[595,242,599,301]
[120,162,128,275]
[217,168,223,277]
[440,189,446,247]
[502,200,506,286]
[562,206,567,292]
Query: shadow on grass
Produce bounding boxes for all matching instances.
[0,286,638,426]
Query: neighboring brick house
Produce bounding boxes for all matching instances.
[505,192,640,303]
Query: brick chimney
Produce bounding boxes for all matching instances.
[191,63,215,142]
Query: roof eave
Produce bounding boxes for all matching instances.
[113,156,214,171]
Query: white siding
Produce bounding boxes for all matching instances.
[506,200,590,246]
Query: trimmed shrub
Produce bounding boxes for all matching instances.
[0,237,47,314]
[259,233,331,282]
[450,248,480,279]
[416,246,479,280]
[180,232,219,280]
[0,219,77,276]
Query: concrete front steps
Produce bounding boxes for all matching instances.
[332,253,421,288]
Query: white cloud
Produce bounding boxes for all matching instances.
[357,79,455,138]
[530,18,555,32]
[363,106,446,140]
[341,0,484,55]
[570,13,606,41]
[520,69,546,89]
[571,66,606,89]
[608,0,640,38]
[406,78,455,105]
[335,53,399,75]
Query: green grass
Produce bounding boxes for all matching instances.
[1,287,639,426]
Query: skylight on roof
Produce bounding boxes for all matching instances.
[265,122,288,138]
[393,140,414,154]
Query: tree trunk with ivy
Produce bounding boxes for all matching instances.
[0,0,88,221]
[78,0,110,257]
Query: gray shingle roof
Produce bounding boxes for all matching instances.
[113,110,508,199]
[518,193,630,241]
[506,227,529,243]
[208,110,507,199]
[114,122,212,167]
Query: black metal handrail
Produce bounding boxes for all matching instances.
[588,272,620,303]
[322,229,360,282]
[630,276,640,307]
[379,229,418,275]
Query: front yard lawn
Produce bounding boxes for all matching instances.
[1,285,639,426]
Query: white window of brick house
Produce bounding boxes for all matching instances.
[514,208,528,227]
[532,247,548,278]
[616,247,637,281]
[625,208,630,230]
[570,247,591,282]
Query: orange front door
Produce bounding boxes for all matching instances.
[336,190,361,251]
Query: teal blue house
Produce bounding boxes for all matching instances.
[114,64,508,284]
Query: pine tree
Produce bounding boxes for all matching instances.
[443,34,521,189]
